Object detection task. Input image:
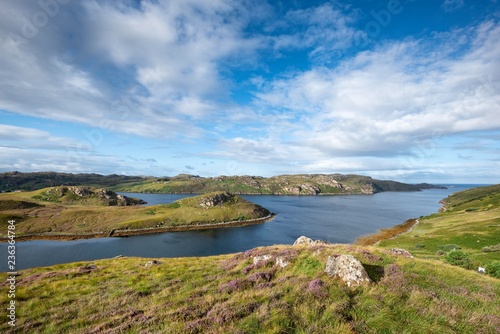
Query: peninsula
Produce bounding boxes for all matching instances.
[0,187,273,241]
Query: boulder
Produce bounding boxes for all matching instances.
[325,254,372,287]
[145,260,162,267]
[253,254,272,266]
[275,257,289,268]
[388,248,414,258]
[293,236,328,246]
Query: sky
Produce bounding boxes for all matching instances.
[0,0,499,183]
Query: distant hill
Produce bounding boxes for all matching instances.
[0,171,445,195]
[116,173,446,195]
[0,171,147,191]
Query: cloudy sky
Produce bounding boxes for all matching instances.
[1,0,499,183]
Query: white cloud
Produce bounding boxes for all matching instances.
[251,21,500,159]
[0,124,83,150]
[0,0,264,140]
[265,3,359,62]
[0,1,498,182]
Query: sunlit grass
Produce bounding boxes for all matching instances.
[1,244,498,333]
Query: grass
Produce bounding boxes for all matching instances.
[355,218,418,246]
[1,244,499,333]
[0,190,271,238]
[378,184,500,276]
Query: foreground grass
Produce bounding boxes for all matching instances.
[378,185,500,273]
[0,190,270,238]
[1,244,498,333]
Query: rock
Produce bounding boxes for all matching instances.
[79,264,98,273]
[199,192,233,208]
[71,186,90,197]
[388,248,414,258]
[300,184,320,195]
[253,255,272,266]
[145,260,162,267]
[293,236,329,246]
[325,254,372,287]
[275,257,289,268]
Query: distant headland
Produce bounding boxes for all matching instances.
[0,171,446,195]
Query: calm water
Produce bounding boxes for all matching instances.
[1,186,474,271]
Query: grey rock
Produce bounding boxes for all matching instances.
[253,254,272,266]
[388,248,414,258]
[293,236,329,246]
[145,260,162,267]
[325,254,372,287]
[199,192,233,208]
[275,257,289,268]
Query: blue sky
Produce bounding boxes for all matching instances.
[1,0,499,183]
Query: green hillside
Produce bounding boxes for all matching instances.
[0,190,271,239]
[1,243,498,333]
[0,171,445,195]
[115,173,445,195]
[378,184,500,276]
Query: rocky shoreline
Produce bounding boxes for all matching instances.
[0,213,276,242]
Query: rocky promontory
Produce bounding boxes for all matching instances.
[32,186,146,206]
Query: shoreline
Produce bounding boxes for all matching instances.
[0,213,276,242]
[354,218,420,246]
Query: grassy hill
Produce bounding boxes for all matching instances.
[361,184,500,278]
[1,244,498,333]
[0,171,146,191]
[0,189,271,239]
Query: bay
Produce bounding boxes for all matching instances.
[1,185,474,271]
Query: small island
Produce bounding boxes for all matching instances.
[0,187,274,241]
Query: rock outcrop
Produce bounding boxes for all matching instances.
[198,192,233,208]
[38,186,146,206]
[387,248,414,258]
[293,236,329,246]
[325,254,372,287]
